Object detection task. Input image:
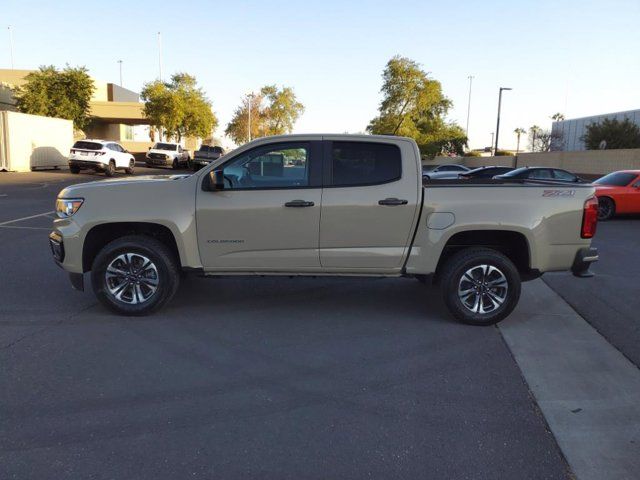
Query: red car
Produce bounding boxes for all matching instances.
[594,170,640,220]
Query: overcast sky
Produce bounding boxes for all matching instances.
[3,0,639,150]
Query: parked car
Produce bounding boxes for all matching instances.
[192,145,225,171]
[593,170,640,220]
[493,167,585,183]
[68,140,135,177]
[422,164,470,180]
[459,166,514,179]
[145,142,190,169]
[50,134,598,326]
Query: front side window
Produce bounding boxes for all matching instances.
[529,169,552,179]
[330,142,401,187]
[222,143,310,189]
[553,169,577,181]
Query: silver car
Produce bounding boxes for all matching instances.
[422,164,470,180]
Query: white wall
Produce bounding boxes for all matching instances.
[0,111,73,172]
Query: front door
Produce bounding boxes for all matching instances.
[196,141,323,271]
[319,139,421,271]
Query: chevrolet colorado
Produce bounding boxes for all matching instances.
[50,135,599,325]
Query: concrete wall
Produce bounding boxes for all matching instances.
[0,111,73,171]
[424,149,640,177]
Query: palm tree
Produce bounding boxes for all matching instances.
[514,128,526,153]
[529,125,542,152]
[551,112,565,122]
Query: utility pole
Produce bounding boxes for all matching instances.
[494,87,512,155]
[157,32,163,81]
[465,75,474,138]
[8,26,14,69]
[117,60,123,86]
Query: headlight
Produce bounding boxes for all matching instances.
[56,198,84,218]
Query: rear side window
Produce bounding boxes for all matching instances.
[73,141,102,150]
[553,169,577,181]
[330,142,401,187]
[529,169,553,179]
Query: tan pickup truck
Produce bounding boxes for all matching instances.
[50,134,599,325]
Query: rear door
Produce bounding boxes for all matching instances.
[319,138,421,271]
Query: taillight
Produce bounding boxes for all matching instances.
[581,196,598,239]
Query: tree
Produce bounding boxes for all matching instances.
[141,73,217,142]
[13,65,95,130]
[366,56,466,157]
[514,127,526,153]
[551,112,565,122]
[528,125,562,152]
[225,85,304,145]
[582,118,640,150]
[528,125,542,152]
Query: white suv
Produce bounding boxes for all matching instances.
[69,140,136,176]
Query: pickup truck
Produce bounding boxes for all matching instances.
[145,142,190,169]
[50,134,599,325]
[192,145,225,171]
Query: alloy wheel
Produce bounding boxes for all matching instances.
[457,264,508,314]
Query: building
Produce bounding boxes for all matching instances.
[551,108,640,151]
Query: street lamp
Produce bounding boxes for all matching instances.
[247,93,255,142]
[494,87,512,155]
[8,26,14,69]
[465,75,474,138]
[490,132,494,153]
[117,60,123,86]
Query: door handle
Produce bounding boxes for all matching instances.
[284,200,315,207]
[378,197,408,206]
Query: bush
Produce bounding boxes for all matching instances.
[464,150,482,157]
[582,118,640,150]
[495,150,514,156]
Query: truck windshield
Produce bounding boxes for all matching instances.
[154,143,177,151]
[594,172,637,186]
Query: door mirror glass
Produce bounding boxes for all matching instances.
[209,169,225,191]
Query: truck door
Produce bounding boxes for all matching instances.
[319,139,421,271]
[196,141,323,271]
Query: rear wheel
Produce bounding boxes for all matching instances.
[105,160,116,177]
[440,248,521,326]
[125,159,135,174]
[597,197,615,221]
[91,235,180,316]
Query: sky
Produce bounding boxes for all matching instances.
[2,0,640,150]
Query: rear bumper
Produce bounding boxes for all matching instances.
[571,247,599,278]
[69,160,106,170]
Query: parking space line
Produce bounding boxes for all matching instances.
[0,211,55,226]
[0,225,51,230]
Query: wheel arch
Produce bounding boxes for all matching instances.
[83,222,181,272]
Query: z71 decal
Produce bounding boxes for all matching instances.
[542,190,575,197]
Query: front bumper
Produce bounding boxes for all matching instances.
[571,247,599,278]
[49,230,84,291]
[146,155,172,166]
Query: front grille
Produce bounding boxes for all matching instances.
[149,153,167,160]
[49,233,64,263]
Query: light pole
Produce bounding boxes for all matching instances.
[117,60,123,86]
[8,26,14,69]
[157,32,163,81]
[247,93,254,142]
[494,87,512,155]
[465,75,474,138]
[490,132,495,153]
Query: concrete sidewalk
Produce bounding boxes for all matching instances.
[500,279,640,480]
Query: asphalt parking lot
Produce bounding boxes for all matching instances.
[1,169,638,479]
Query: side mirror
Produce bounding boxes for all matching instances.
[209,169,225,191]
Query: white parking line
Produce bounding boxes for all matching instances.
[0,211,55,226]
[0,225,50,230]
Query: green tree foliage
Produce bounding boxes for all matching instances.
[225,85,304,145]
[141,73,217,141]
[582,118,640,150]
[14,65,95,130]
[366,56,467,157]
[551,112,565,122]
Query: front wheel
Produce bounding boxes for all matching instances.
[69,165,80,174]
[91,235,180,316]
[440,248,521,326]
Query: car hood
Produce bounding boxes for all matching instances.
[58,174,191,197]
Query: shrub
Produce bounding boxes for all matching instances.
[495,150,514,156]
[464,150,482,157]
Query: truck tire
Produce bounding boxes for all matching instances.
[105,160,116,177]
[91,235,180,316]
[439,248,521,326]
[172,158,178,170]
